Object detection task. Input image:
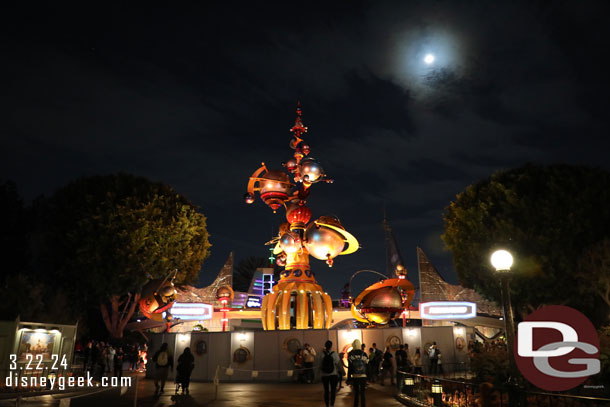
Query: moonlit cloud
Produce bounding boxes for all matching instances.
[1,1,609,293]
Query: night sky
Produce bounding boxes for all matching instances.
[2,2,610,297]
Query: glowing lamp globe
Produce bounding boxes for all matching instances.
[285,159,297,171]
[491,249,513,271]
[299,157,324,183]
[279,231,302,254]
[286,204,312,225]
[304,217,346,261]
[259,170,291,210]
[276,253,287,267]
[243,192,255,204]
[216,286,234,305]
[431,381,443,394]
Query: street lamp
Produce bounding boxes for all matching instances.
[491,249,520,406]
[431,380,443,407]
[403,376,415,396]
[491,249,513,271]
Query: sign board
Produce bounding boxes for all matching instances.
[170,302,213,320]
[419,301,477,320]
[246,296,262,308]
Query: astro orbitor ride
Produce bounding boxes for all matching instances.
[244,104,359,330]
[350,221,416,326]
[139,272,178,322]
[350,271,415,325]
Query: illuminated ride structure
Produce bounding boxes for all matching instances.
[350,269,416,326]
[244,104,359,330]
[350,219,416,326]
[139,272,178,323]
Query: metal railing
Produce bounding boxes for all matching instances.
[410,362,473,380]
[396,370,610,407]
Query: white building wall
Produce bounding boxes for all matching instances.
[146,325,470,381]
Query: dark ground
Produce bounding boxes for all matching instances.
[3,373,405,406]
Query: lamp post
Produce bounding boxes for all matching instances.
[403,376,414,396]
[490,249,520,406]
[431,380,443,407]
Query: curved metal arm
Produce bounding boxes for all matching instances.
[348,269,388,298]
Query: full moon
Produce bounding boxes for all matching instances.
[424,53,435,65]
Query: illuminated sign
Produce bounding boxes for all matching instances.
[170,302,213,321]
[246,296,262,308]
[419,302,477,320]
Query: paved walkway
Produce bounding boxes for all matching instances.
[3,374,406,407]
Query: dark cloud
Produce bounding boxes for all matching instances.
[1,1,609,295]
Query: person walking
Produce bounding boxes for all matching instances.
[176,347,195,395]
[320,340,340,407]
[404,344,412,370]
[367,347,377,382]
[292,348,304,383]
[114,347,124,378]
[106,345,116,374]
[152,343,173,395]
[372,343,383,381]
[395,344,408,391]
[302,343,316,383]
[379,347,395,386]
[413,348,423,375]
[436,348,444,375]
[348,339,368,407]
[128,345,138,371]
[428,342,438,374]
[100,343,109,374]
[337,352,347,391]
[84,341,92,370]
[92,343,106,382]
[395,345,407,371]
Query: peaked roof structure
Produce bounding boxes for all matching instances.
[176,252,234,306]
[383,216,407,277]
[417,247,502,317]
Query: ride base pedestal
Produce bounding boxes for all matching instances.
[261,249,333,330]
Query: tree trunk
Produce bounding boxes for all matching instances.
[100,293,141,338]
[600,285,610,307]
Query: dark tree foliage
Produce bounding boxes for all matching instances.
[0,181,28,283]
[598,325,610,393]
[41,173,211,337]
[0,182,83,326]
[578,239,610,308]
[442,164,610,323]
[0,274,76,324]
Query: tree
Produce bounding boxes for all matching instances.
[442,164,610,323]
[0,274,78,325]
[597,325,610,395]
[42,174,211,338]
[0,181,28,284]
[578,239,610,307]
